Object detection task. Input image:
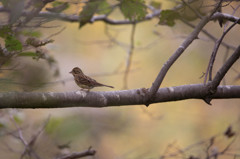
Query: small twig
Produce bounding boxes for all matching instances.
[181,0,203,19]
[223,2,240,30]
[208,136,238,158]
[104,25,129,52]
[160,135,220,158]
[45,27,66,40]
[180,18,236,50]
[10,116,28,146]
[211,12,240,25]
[28,116,50,148]
[9,116,50,159]
[123,23,136,89]
[55,147,96,159]
[222,47,230,85]
[206,137,215,159]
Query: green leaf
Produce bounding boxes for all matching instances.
[79,0,103,28]
[150,1,161,9]
[18,52,37,57]
[5,35,22,51]
[45,118,62,134]
[13,115,22,124]
[47,2,69,13]
[52,1,65,7]
[0,25,12,38]
[159,10,180,27]
[119,0,147,21]
[0,122,5,129]
[96,1,111,14]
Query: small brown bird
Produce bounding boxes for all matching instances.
[69,67,114,90]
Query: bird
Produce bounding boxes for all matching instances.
[69,67,114,91]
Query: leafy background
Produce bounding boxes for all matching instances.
[0,0,240,158]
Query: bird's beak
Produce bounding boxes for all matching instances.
[69,71,72,74]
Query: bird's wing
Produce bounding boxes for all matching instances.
[81,75,102,86]
[86,75,105,87]
[81,75,96,86]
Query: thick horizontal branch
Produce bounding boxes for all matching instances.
[0,84,239,109]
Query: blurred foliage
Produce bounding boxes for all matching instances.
[119,0,147,21]
[159,10,180,27]
[47,1,69,13]
[0,0,239,159]
[0,24,59,90]
[13,115,22,124]
[96,0,112,14]
[0,25,12,38]
[5,35,22,51]
[18,52,38,57]
[79,0,108,28]
[45,117,63,134]
[150,0,162,9]
[52,1,67,8]
[21,30,42,38]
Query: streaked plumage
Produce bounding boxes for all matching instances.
[69,67,114,90]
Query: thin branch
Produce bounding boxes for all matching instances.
[211,12,240,25]
[222,47,230,85]
[204,18,240,84]
[146,0,225,106]
[28,116,50,148]
[44,27,66,40]
[181,0,203,19]
[211,45,240,91]
[223,2,240,30]
[147,13,218,105]
[180,18,236,50]
[160,135,219,158]
[205,137,215,159]
[123,24,136,89]
[0,1,239,26]
[29,1,240,26]
[36,10,161,25]
[55,147,96,159]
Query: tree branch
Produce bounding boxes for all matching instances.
[147,1,224,106]
[204,19,240,83]
[180,18,236,50]
[211,12,240,25]
[211,45,240,91]
[33,5,240,26]
[56,147,96,159]
[0,84,240,108]
[147,15,211,105]
[123,24,136,89]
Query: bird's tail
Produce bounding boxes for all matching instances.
[97,83,114,88]
[104,85,114,88]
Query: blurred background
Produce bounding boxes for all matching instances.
[0,0,240,158]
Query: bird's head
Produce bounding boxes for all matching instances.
[69,67,83,75]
